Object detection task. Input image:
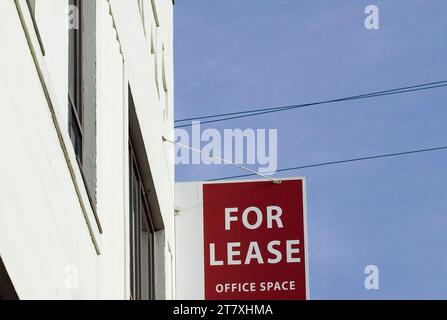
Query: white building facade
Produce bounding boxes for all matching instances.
[0,0,175,300]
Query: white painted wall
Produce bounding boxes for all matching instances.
[0,0,175,300]
[108,0,176,299]
[0,0,98,299]
[96,0,128,299]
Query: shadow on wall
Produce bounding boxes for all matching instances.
[0,257,19,300]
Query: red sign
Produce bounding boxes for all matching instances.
[203,179,308,300]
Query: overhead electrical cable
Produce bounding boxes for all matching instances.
[175,80,447,128]
[176,80,447,122]
[207,145,447,181]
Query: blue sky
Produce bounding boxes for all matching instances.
[174,0,447,299]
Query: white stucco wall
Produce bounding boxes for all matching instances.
[0,0,175,300]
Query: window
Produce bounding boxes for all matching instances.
[67,0,100,227]
[129,140,156,300]
[68,0,83,166]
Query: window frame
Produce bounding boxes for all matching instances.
[68,0,84,167]
[67,0,101,231]
[129,139,156,301]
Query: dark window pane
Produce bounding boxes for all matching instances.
[68,0,83,162]
[129,139,155,300]
[68,29,75,105]
[140,190,154,300]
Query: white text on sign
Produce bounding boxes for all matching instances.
[209,206,302,266]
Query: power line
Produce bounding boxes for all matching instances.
[175,80,447,128]
[207,145,447,181]
[175,80,447,123]
[177,83,447,128]
[176,80,447,122]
